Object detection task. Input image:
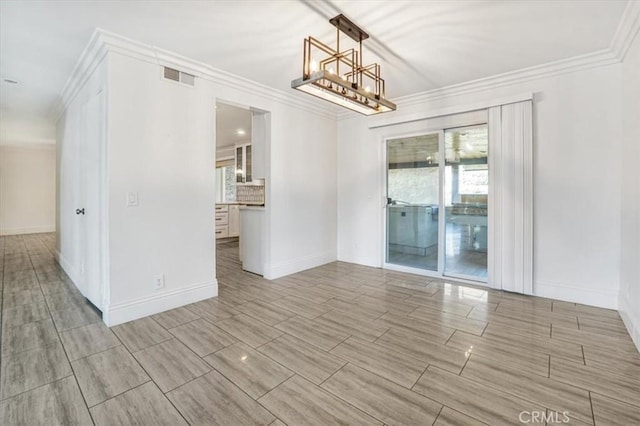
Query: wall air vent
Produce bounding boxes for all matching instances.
[163,66,195,87]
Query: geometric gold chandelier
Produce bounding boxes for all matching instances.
[291,14,397,115]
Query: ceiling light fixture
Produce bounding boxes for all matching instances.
[291,14,396,116]
[236,129,246,136]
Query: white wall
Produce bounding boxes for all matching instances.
[105,52,217,324]
[618,31,640,349]
[0,110,56,146]
[56,55,108,287]
[338,63,623,308]
[0,144,56,235]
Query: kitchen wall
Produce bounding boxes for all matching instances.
[0,144,56,235]
[338,62,623,309]
[618,30,640,349]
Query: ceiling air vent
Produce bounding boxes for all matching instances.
[163,66,195,87]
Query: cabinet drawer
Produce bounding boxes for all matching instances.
[215,225,229,239]
[215,205,229,213]
[215,212,228,225]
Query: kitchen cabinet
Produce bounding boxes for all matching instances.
[215,204,241,238]
[240,206,264,275]
[235,143,252,184]
[215,204,229,238]
[228,204,240,237]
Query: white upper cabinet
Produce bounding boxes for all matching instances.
[235,143,252,184]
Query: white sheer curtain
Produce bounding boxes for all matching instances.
[488,100,533,294]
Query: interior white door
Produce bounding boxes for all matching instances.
[77,90,105,310]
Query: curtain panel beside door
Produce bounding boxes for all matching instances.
[488,100,533,294]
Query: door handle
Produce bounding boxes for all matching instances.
[76,208,85,215]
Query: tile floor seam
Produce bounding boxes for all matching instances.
[0,374,75,404]
[317,360,351,387]
[458,352,472,376]
[27,249,96,425]
[409,362,431,391]
[312,368,390,426]
[588,391,596,426]
[549,376,640,410]
[431,404,445,426]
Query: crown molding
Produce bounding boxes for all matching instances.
[610,0,640,61]
[338,1,640,121]
[337,48,618,121]
[50,29,109,122]
[53,29,337,122]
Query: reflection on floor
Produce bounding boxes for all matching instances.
[388,223,488,280]
[1,233,639,425]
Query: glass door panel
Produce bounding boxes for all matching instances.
[443,125,489,280]
[386,133,440,271]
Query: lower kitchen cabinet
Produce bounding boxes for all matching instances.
[215,204,241,239]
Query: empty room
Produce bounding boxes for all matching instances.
[0,1,639,425]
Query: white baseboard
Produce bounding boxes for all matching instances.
[1,225,55,236]
[534,280,618,310]
[263,250,336,280]
[337,251,382,269]
[103,280,218,326]
[619,290,640,352]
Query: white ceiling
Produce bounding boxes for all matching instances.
[216,101,252,149]
[0,0,629,137]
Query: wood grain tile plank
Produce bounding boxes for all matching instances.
[112,317,172,352]
[91,381,187,426]
[461,355,593,424]
[258,334,346,385]
[60,321,121,361]
[274,315,349,351]
[133,339,210,393]
[376,328,467,374]
[550,356,640,407]
[330,337,426,388]
[322,363,441,426]
[0,376,92,426]
[168,370,274,426]
[204,342,293,398]
[413,366,546,426]
[168,318,237,357]
[259,374,382,426]
[1,341,72,399]
[72,345,150,407]
[215,313,283,348]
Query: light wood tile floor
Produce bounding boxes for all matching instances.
[1,234,639,425]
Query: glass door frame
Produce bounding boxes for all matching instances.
[381,127,490,286]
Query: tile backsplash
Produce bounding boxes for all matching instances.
[236,184,265,205]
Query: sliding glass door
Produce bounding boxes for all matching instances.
[385,124,489,282]
[443,125,489,281]
[386,133,440,271]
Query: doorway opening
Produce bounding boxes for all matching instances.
[385,124,489,283]
[215,100,268,277]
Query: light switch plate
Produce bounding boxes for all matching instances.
[127,192,138,207]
